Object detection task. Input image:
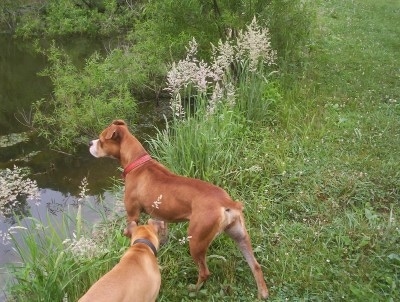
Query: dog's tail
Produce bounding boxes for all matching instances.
[221,201,244,231]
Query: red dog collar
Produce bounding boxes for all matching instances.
[122,154,152,178]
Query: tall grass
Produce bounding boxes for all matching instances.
[4,179,129,302]
[149,109,247,183]
[149,18,280,184]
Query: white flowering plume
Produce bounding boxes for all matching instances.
[236,17,277,71]
[210,39,235,81]
[63,232,109,260]
[166,38,213,96]
[77,177,89,203]
[0,166,40,216]
[166,17,276,118]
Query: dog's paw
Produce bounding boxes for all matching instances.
[187,284,198,292]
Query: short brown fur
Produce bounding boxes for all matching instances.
[78,219,165,302]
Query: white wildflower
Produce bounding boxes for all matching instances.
[179,235,192,245]
[170,94,186,118]
[152,195,163,209]
[195,60,212,93]
[247,165,262,173]
[77,177,89,203]
[63,232,108,260]
[166,38,213,96]
[0,229,11,245]
[210,39,235,81]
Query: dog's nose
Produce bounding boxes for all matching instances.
[89,141,93,147]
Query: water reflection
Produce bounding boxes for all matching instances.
[0,188,116,301]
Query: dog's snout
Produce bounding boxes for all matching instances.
[89,139,100,158]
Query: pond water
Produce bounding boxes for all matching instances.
[0,34,165,300]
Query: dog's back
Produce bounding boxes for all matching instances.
[78,247,160,302]
[79,221,164,302]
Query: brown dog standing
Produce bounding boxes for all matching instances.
[89,120,269,299]
[78,219,165,302]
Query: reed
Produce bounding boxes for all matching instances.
[5,179,128,302]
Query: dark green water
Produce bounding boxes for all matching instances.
[0,35,117,299]
[0,34,121,192]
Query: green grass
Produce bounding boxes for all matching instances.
[5,198,129,302]
[3,0,400,301]
[155,0,400,300]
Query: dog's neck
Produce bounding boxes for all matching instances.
[122,154,152,178]
[119,134,148,166]
[132,238,158,256]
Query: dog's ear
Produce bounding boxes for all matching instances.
[123,221,138,238]
[105,120,127,140]
[148,219,168,244]
[105,124,121,140]
[112,120,127,126]
[148,219,164,231]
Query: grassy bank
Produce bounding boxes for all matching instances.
[155,1,399,299]
[3,0,399,301]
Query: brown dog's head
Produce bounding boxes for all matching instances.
[125,219,168,250]
[89,120,128,159]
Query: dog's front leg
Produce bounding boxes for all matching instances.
[123,197,141,237]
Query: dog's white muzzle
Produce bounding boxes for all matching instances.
[89,139,99,158]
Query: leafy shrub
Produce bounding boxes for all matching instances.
[9,0,314,99]
[33,43,137,151]
[14,0,136,37]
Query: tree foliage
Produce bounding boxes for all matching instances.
[33,43,137,151]
[2,0,314,151]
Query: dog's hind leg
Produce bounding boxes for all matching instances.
[224,213,269,299]
[187,213,222,291]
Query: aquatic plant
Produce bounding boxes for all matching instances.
[0,133,29,148]
[0,166,40,217]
